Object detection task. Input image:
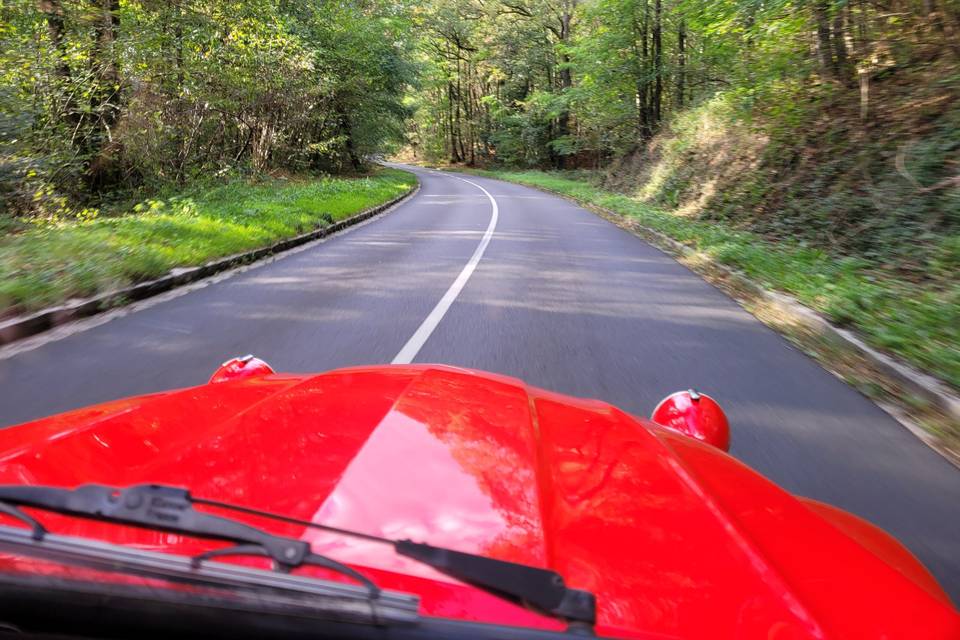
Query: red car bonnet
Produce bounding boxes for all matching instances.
[0,365,956,639]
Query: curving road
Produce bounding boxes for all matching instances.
[1,164,958,603]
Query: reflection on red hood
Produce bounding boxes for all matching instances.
[0,364,956,639]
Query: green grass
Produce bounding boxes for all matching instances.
[469,169,960,390]
[0,168,416,315]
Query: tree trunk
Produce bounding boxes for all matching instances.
[39,0,84,137]
[455,57,466,162]
[174,0,184,92]
[340,111,362,172]
[652,0,662,126]
[90,0,121,128]
[39,1,72,83]
[832,10,850,83]
[813,0,836,78]
[677,18,686,108]
[632,0,651,139]
[630,0,651,141]
[172,0,188,182]
[447,82,460,163]
[854,0,869,57]
[86,0,123,192]
[922,0,944,34]
[465,60,475,165]
[555,6,575,169]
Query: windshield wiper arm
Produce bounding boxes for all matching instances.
[0,484,377,593]
[0,483,596,629]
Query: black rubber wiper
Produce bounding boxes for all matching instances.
[0,484,378,592]
[0,483,596,631]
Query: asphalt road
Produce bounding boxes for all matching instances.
[1,164,958,604]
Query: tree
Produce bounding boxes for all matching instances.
[1,0,416,214]
[409,0,953,168]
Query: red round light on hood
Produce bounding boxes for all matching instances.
[209,354,275,384]
[651,390,730,451]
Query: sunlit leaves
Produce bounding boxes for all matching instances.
[1,0,415,215]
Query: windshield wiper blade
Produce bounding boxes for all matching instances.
[0,484,378,593]
[0,483,596,629]
[0,524,421,627]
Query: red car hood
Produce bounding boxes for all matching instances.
[0,364,956,639]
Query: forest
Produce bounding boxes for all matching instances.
[5,0,955,261]
[411,0,959,166]
[3,1,957,220]
[409,0,959,264]
[0,0,413,214]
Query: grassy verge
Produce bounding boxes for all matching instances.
[0,168,416,316]
[468,169,959,393]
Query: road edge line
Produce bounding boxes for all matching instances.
[0,178,421,348]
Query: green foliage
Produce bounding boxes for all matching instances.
[0,0,416,215]
[0,168,415,314]
[408,0,959,175]
[408,0,579,167]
